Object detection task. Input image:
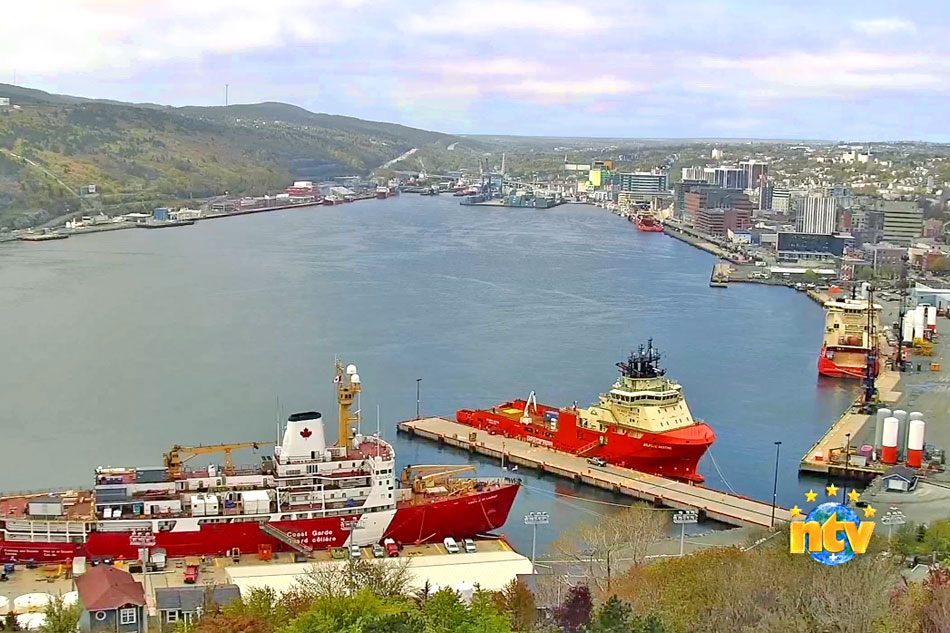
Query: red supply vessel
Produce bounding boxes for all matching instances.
[456,341,714,483]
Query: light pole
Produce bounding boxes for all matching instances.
[524,511,549,572]
[771,441,782,528]
[843,433,851,504]
[673,509,699,557]
[882,508,906,542]
[415,378,422,420]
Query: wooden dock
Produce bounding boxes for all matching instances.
[398,417,791,529]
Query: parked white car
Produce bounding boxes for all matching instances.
[443,537,460,554]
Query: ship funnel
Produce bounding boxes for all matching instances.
[281,411,327,460]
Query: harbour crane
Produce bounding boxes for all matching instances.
[163,441,272,479]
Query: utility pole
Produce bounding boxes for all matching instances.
[523,511,549,572]
[225,83,229,106]
[843,433,851,503]
[673,509,699,556]
[771,441,782,527]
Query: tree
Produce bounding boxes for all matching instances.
[298,556,413,598]
[280,590,423,633]
[551,505,665,594]
[421,588,511,633]
[39,595,81,633]
[586,596,631,633]
[803,268,819,283]
[552,585,592,633]
[493,579,536,632]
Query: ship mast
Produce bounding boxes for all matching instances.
[617,338,666,379]
[335,359,361,447]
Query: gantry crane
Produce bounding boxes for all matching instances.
[163,441,272,479]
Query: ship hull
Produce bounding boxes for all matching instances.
[0,484,520,564]
[818,343,879,379]
[457,403,712,482]
[635,219,664,232]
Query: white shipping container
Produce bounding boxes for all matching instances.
[190,494,206,517]
[204,494,219,516]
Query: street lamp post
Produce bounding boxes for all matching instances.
[673,509,699,557]
[882,508,907,542]
[524,511,549,572]
[415,378,422,420]
[771,441,782,528]
[843,433,851,504]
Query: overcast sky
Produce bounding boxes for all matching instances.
[2,1,947,140]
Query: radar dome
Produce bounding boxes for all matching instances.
[346,364,358,375]
[351,373,360,384]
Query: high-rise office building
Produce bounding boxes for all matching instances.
[795,196,838,234]
[771,188,792,213]
[617,171,669,195]
[881,201,923,246]
[739,160,769,190]
[681,166,707,182]
[713,166,743,189]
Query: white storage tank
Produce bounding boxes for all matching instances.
[894,410,908,459]
[16,613,46,630]
[927,306,937,329]
[902,315,914,344]
[882,417,899,464]
[14,593,52,613]
[874,408,891,450]
[908,420,926,468]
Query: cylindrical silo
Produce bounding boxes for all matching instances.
[894,410,908,459]
[874,407,891,451]
[927,306,937,331]
[907,420,925,468]
[882,417,899,464]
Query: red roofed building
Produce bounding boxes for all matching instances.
[75,566,147,633]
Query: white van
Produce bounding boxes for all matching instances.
[443,537,460,554]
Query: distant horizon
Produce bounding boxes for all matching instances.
[6,81,943,147]
[3,2,948,142]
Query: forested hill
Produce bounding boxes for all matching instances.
[0,84,478,229]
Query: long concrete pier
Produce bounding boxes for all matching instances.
[398,417,791,529]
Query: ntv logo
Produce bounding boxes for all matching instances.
[788,484,877,566]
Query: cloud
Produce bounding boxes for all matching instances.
[0,0,365,74]
[401,1,605,35]
[851,17,916,36]
[695,50,949,98]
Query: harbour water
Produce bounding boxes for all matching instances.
[0,196,856,554]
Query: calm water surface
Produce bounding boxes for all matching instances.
[0,197,857,553]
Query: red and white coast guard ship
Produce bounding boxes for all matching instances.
[456,341,715,482]
[0,361,519,564]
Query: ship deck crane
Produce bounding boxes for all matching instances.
[163,442,272,479]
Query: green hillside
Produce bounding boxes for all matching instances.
[0,85,478,230]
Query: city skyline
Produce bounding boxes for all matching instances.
[2,1,949,140]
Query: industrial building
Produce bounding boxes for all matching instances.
[776,233,852,263]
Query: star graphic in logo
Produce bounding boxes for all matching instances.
[848,490,860,503]
[300,427,313,439]
[828,553,839,563]
[826,483,839,497]
[863,505,877,518]
[805,489,818,502]
[790,505,803,518]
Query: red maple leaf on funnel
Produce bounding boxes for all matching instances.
[300,428,312,439]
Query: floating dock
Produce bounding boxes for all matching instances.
[398,417,791,529]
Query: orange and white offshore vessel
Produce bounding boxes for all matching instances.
[818,297,882,378]
[456,341,715,482]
